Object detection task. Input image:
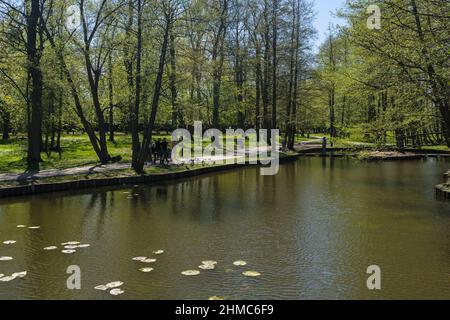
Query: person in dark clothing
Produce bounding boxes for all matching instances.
[161,138,169,165]
[155,139,162,163]
[151,141,157,164]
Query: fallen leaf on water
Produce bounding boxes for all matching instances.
[0,256,13,261]
[233,260,247,266]
[106,281,124,289]
[132,257,147,261]
[242,271,261,277]
[199,264,215,270]
[181,270,200,276]
[12,271,27,278]
[44,246,58,250]
[94,285,108,291]
[0,276,16,282]
[109,288,124,296]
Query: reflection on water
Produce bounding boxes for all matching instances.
[0,157,449,299]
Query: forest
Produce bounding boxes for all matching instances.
[0,0,448,173]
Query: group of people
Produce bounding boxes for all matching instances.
[149,138,170,165]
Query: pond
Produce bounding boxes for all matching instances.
[0,157,449,299]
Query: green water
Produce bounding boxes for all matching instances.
[0,157,449,299]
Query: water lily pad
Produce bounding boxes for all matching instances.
[44,246,58,250]
[12,271,26,278]
[242,271,261,277]
[28,226,40,229]
[0,276,16,282]
[106,281,124,288]
[17,225,27,228]
[140,267,154,273]
[61,250,76,254]
[199,264,215,270]
[132,256,147,261]
[0,256,13,261]
[233,260,247,266]
[2,240,16,245]
[181,270,200,276]
[209,296,225,300]
[153,250,164,255]
[94,285,108,291]
[142,258,157,263]
[109,288,124,296]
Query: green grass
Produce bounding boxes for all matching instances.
[0,133,172,174]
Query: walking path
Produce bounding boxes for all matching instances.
[0,146,276,183]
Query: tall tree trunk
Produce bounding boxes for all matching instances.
[26,0,43,168]
[130,0,142,168]
[262,0,271,132]
[108,49,115,143]
[1,111,10,141]
[134,11,171,173]
[211,0,228,128]
[271,0,278,130]
[169,32,180,128]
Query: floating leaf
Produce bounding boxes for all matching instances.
[242,271,261,277]
[0,276,16,282]
[209,296,225,300]
[12,271,26,278]
[132,257,147,261]
[153,250,164,255]
[199,264,215,270]
[2,240,16,245]
[0,256,13,261]
[140,267,154,273]
[181,270,200,276]
[109,288,124,296]
[44,246,58,250]
[233,260,247,266]
[61,250,76,254]
[106,281,124,289]
[94,285,108,291]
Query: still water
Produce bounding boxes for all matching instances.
[0,157,449,300]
